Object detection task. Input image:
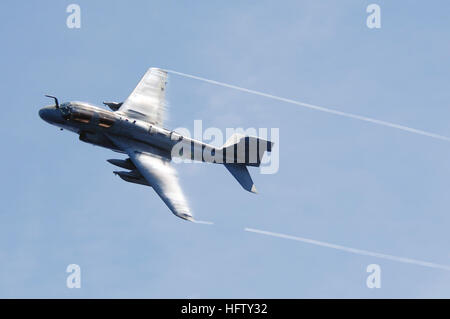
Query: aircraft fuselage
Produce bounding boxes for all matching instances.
[39,101,216,162]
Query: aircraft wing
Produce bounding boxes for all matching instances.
[128,150,193,221]
[118,67,167,125]
[105,135,192,221]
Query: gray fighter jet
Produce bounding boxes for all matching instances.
[39,67,273,221]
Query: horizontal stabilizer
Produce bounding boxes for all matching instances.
[225,163,257,193]
[220,133,273,167]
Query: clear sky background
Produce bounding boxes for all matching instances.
[1,0,450,298]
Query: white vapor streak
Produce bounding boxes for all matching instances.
[193,220,214,225]
[165,69,450,142]
[244,227,450,272]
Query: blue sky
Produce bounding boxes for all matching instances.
[1,0,450,297]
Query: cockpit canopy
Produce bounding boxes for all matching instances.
[58,102,116,128]
[59,102,72,120]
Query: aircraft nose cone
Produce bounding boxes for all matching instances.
[39,107,51,121]
[38,108,46,120]
[39,106,61,124]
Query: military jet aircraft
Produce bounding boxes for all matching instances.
[39,67,273,221]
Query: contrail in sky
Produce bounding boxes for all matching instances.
[244,227,450,272]
[165,69,450,142]
[168,68,450,272]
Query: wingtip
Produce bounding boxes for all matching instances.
[150,67,168,75]
[250,185,258,194]
[179,213,195,222]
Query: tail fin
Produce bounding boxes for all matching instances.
[224,163,257,194]
[220,133,273,167]
[221,133,274,193]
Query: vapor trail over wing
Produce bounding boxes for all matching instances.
[118,67,168,125]
[164,69,450,142]
[106,134,193,222]
[128,151,193,221]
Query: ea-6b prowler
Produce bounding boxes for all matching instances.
[39,67,273,221]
